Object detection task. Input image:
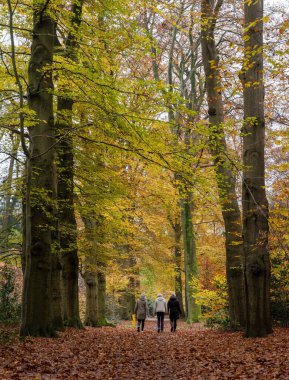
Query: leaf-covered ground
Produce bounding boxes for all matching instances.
[0,321,289,379]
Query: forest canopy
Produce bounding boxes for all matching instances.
[0,0,288,338]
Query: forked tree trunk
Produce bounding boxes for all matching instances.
[241,0,272,337]
[201,0,245,327]
[20,3,57,337]
[56,0,83,328]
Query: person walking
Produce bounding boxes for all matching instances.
[134,294,148,332]
[154,293,167,332]
[167,293,182,332]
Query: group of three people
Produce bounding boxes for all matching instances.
[134,293,182,333]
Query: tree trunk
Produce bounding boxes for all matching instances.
[81,216,99,326]
[20,3,57,337]
[201,0,245,327]
[83,270,98,326]
[181,195,200,322]
[241,0,272,337]
[56,0,83,328]
[51,252,64,330]
[81,215,109,326]
[119,277,137,320]
[57,98,81,327]
[97,269,107,325]
[119,282,135,320]
[118,251,138,320]
[173,216,184,315]
[1,135,20,253]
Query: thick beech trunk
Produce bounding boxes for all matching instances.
[20,4,57,337]
[56,0,83,328]
[201,0,245,327]
[241,0,272,337]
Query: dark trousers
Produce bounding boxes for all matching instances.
[157,312,165,331]
[170,317,177,331]
[137,319,145,331]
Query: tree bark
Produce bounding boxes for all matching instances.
[181,195,200,322]
[1,135,20,253]
[51,252,64,330]
[201,0,245,327]
[20,2,57,337]
[97,269,107,325]
[118,254,138,320]
[81,215,110,326]
[56,0,84,328]
[81,216,99,326]
[172,216,184,315]
[241,0,272,337]
[83,270,98,326]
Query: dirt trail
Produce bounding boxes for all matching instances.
[0,321,288,379]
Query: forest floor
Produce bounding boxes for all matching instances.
[0,320,288,379]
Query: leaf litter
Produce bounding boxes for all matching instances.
[0,321,289,379]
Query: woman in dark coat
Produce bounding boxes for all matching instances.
[167,293,182,332]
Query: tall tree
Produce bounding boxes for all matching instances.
[170,213,184,314]
[143,5,202,322]
[20,0,58,336]
[241,0,272,337]
[201,0,245,327]
[56,0,84,328]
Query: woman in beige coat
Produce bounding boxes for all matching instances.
[154,293,167,332]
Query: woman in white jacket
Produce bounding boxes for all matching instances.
[154,293,167,332]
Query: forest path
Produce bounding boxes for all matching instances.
[0,321,288,379]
